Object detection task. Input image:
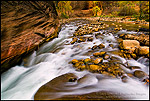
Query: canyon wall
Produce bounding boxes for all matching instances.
[1,1,59,73]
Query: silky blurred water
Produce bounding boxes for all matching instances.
[1,20,149,100]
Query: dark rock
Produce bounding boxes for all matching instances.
[34,73,78,100]
[121,75,128,83]
[70,37,78,44]
[87,37,93,41]
[139,28,149,32]
[133,70,147,78]
[98,43,105,49]
[91,45,98,50]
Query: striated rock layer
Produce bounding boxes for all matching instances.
[1,1,59,73]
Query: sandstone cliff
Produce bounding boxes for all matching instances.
[1,1,59,73]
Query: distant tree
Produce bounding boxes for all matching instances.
[118,1,137,16]
[92,6,101,16]
[92,1,102,16]
[56,1,73,18]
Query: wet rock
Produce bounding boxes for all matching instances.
[55,91,123,100]
[119,40,140,52]
[102,71,116,78]
[93,51,106,57]
[119,34,125,38]
[138,46,149,56]
[74,62,80,67]
[98,43,105,49]
[77,74,98,85]
[87,37,93,41]
[34,73,78,100]
[78,37,86,43]
[131,53,137,59]
[146,53,149,58]
[71,59,79,64]
[121,75,128,83]
[84,58,91,64]
[94,28,99,32]
[93,58,103,64]
[109,44,114,48]
[92,45,98,50]
[99,51,106,57]
[93,52,100,57]
[76,65,86,71]
[70,37,78,44]
[127,73,134,77]
[69,77,77,82]
[133,70,147,78]
[103,54,110,60]
[126,66,141,70]
[114,27,120,31]
[117,38,123,43]
[89,65,99,72]
[126,54,131,59]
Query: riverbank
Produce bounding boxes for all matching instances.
[59,17,149,27]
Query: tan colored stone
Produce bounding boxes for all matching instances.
[93,58,103,64]
[89,65,99,71]
[84,58,91,64]
[120,40,140,52]
[71,59,79,64]
[138,46,149,56]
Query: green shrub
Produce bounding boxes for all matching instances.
[61,12,69,19]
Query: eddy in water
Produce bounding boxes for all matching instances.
[1,19,149,100]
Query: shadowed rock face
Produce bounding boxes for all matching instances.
[1,1,59,73]
[34,73,123,100]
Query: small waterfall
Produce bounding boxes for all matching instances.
[1,20,149,100]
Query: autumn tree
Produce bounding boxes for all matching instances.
[92,1,103,16]
[55,1,73,18]
[118,1,137,16]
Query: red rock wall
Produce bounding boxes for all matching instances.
[1,1,59,73]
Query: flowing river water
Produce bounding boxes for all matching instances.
[1,19,149,100]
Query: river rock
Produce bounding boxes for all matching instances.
[34,73,78,100]
[92,45,98,50]
[84,58,91,64]
[138,46,149,56]
[77,74,98,86]
[93,58,103,64]
[98,43,105,49]
[99,51,106,57]
[133,70,147,78]
[109,44,114,48]
[126,66,141,70]
[71,59,79,64]
[89,65,99,72]
[121,75,128,83]
[76,65,86,71]
[78,37,86,43]
[103,54,110,60]
[70,37,78,44]
[93,52,101,57]
[87,37,93,41]
[119,40,140,52]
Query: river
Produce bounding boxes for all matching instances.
[1,19,149,100]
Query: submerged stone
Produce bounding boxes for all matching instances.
[133,70,147,78]
[93,58,103,64]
